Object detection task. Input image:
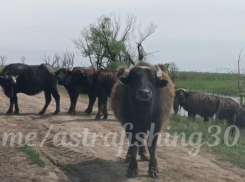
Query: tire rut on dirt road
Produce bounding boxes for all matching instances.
[0,91,245,182]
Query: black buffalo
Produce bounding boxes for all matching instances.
[0,63,60,115]
[67,69,117,120]
[55,67,96,115]
[111,62,174,178]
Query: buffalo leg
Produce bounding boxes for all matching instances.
[51,89,60,115]
[85,93,96,114]
[70,92,79,116]
[95,97,103,120]
[38,91,52,115]
[125,147,131,163]
[127,145,138,178]
[148,127,160,179]
[13,96,19,115]
[173,98,179,114]
[67,89,73,114]
[139,145,149,161]
[6,97,15,115]
[204,117,209,122]
[125,145,149,163]
[102,96,108,119]
[188,112,196,121]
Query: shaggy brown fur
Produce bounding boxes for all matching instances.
[218,97,239,109]
[72,66,96,75]
[111,61,174,178]
[116,67,126,78]
[217,97,244,132]
[176,90,220,121]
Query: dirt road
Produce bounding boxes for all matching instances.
[0,91,244,182]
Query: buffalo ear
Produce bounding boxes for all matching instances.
[156,79,168,88]
[119,76,130,86]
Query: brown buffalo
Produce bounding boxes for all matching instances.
[217,97,245,133]
[176,89,220,121]
[111,62,174,178]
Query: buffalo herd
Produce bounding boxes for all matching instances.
[174,88,245,130]
[0,62,244,178]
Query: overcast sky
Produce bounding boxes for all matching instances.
[0,0,245,72]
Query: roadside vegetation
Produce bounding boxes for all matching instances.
[175,72,237,96]
[168,115,245,169]
[19,144,45,168]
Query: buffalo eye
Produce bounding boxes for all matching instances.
[155,79,168,88]
[150,76,155,82]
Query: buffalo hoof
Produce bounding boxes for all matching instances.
[14,111,19,115]
[84,109,92,115]
[38,111,45,115]
[6,111,13,115]
[52,111,60,115]
[140,154,149,161]
[125,156,130,163]
[95,116,101,120]
[149,172,159,179]
[102,116,108,120]
[127,171,137,178]
[70,112,76,116]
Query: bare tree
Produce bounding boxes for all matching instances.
[73,27,95,67]
[227,48,245,104]
[60,51,75,68]
[41,52,74,68]
[136,22,157,61]
[41,54,60,68]
[41,54,52,65]
[0,55,7,67]
[53,53,61,68]
[21,56,26,64]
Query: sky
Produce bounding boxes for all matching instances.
[0,0,245,72]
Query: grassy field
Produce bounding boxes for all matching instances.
[168,115,245,168]
[175,72,237,96]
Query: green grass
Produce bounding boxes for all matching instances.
[175,72,237,96]
[168,115,245,168]
[19,144,45,167]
